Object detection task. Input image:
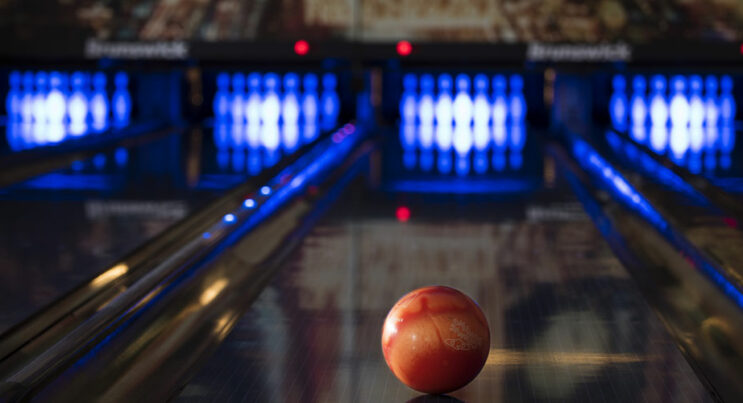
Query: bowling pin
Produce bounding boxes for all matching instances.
[452,74,473,127]
[400,73,417,124]
[472,74,490,128]
[435,74,453,128]
[720,75,736,124]
[46,72,68,143]
[649,124,668,154]
[435,74,454,151]
[669,124,690,158]
[261,73,281,126]
[508,74,526,123]
[609,75,628,129]
[403,149,416,171]
[418,122,434,150]
[6,121,23,151]
[301,73,319,143]
[213,72,231,121]
[491,74,507,127]
[245,72,262,124]
[301,73,318,126]
[400,121,416,150]
[282,73,300,125]
[473,124,489,151]
[669,75,689,128]
[687,152,702,174]
[509,122,526,151]
[688,75,704,128]
[247,148,262,175]
[492,151,506,171]
[435,120,453,152]
[31,72,49,145]
[216,131,229,171]
[720,124,735,154]
[630,75,647,128]
[492,123,507,149]
[453,123,473,157]
[68,71,89,136]
[418,74,435,126]
[232,148,245,172]
[455,154,470,176]
[20,71,34,123]
[231,73,245,124]
[32,71,48,125]
[473,150,488,174]
[46,72,67,123]
[688,75,705,152]
[705,76,719,128]
[6,71,21,122]
[261,74,281,151]
[630,125,647,143]
[230,118,244,147]
[437,151,452,174]
[112,72,132,126]
[420,149,434,172]
[689,125,704,153]
[320,73,340,131]
[114,147,129,168]
[260,120,280,151]
[649,75,668,128]
[282,121,300,151]
[90,72,109,131]
[510,150,523,170]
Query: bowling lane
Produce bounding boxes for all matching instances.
[587,126,743,296]
[0,123,314,333]
[177,145,711,402]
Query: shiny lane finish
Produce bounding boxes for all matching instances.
[382,286,490,394]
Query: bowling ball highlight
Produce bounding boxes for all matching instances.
[381,286,490,394]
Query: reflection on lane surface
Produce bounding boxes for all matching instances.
[178,193,711,402]
[0,124,317,333]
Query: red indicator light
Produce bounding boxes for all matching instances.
[740,43,743,55]
[396,40,412,57]
[723,217,738,228]
[396,206,411,222]
[294,40,310,56]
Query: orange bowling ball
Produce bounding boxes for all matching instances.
[381,286,490,394]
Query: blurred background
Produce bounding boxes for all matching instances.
[0,1,743,402]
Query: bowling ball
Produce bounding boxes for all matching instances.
[381,286,490,394]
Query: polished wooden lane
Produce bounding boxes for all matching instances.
[177,187,712,402]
